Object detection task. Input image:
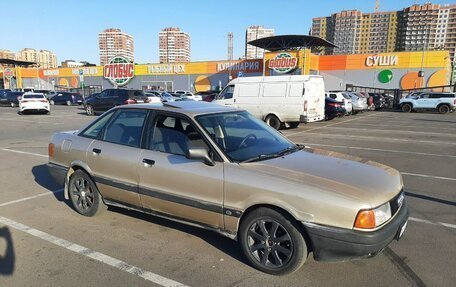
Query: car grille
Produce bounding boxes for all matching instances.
[389,190,405,216]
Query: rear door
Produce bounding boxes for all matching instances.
[85,108,149,207]
[415,93,430,108]
[304,78,325,119]
[137,112,224,228]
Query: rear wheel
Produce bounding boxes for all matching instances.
[86,104,95,116]
[401,104,412,113]
[438,105,450,114]
[50,100,55,105]
[66,100,72,106]
[265,115,282,130]
[10,102,16,108]
[239,208,307,275]
[68,170,106,216]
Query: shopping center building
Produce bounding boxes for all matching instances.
[1,46,451,93]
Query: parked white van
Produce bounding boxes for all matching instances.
[213,75,326,129]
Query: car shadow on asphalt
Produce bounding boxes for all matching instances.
[108,206,249,266]
[31,164,69,207]
[0,226,15,275]
[405,191,456,207]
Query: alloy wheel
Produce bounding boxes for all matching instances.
[247,219,293,268]
[70,177,95,211]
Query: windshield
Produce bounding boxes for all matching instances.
[196,111,297,162]
[23,94,45,99]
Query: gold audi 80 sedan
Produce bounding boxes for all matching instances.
[48,101,408,274]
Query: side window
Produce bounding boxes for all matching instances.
[329,93,337,99]
[420,94,430,99]
[80,111,116,139]
[98,90,109,98]
[103,109,148,147]
[149,115,208,156]
[218,85,234,99]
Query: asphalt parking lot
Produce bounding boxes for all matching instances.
[0,105,454,287]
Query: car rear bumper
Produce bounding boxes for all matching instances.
[303,201,409,262]
[20,103,50,112]
[300,114,325,123]
[47,162,68,186]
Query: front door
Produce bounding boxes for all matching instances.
[86,108,149,207]
[213,85,235,106]
[138,113,224,229]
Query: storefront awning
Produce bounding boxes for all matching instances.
[0,58,36,67]
[248,35,337,51]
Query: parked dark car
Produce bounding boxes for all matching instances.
[50,92,83,106]
[0,89,11,97]
[368,93,386,110]
[0,91,23,107]
[195,90,218,102]
[85,89,148,115]
[325,97,346,120]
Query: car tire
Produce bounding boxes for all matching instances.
[68,170,106,217]
[66,100,72,106]
[50,100,55,105]
[46,111,51,115]
[86,104,95,116]
[239,207,307,275]
[438,105,450,114]
[10,102,16,108]
[265,115,282,130]
[401,104,412,113]
[289,122,300,129]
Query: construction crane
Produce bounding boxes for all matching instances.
[227,32,234,61]
[375,0,380,12]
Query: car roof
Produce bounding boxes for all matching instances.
[116,101,242,116]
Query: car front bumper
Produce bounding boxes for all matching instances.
[303,201,409,262]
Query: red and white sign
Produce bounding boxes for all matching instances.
[103,56,134,86]
[268,53,298,74]
[3,68,14,80]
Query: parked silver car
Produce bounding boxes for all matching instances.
[347,92,368,113]
[47,101,408,275]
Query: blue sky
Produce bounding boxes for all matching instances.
[1,0,452,65]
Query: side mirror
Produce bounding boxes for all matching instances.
[186,148,215,166]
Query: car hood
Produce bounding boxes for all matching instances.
[242,147,402,207]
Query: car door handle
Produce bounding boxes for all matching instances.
[92,148,101,155]
[142,158,155,167]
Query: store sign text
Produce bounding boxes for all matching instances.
[216,61,260,72]
[147,64,185,74]
[72,67,98,75]
[365,55,398,67]
[103,56,134,87]
[43,69,59,76]
[268,53,298,74]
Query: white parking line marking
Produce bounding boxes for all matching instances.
[409,217,456,229]
[295,132,456,146]
[285,113,378,137]
[0,148,47,158]
[0,216,188,287]
[320,126,456,137]
[0,189,63,207]
[299,143,456,158]
[401,172,456,181]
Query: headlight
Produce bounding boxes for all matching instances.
[354,202,392,230]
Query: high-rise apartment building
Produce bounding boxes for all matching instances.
[98,28,134,66]
[245,25,275,59]
[16,48,57,68]
[0,49,15,60]
[310,3,456,62]
[159,27,191,63]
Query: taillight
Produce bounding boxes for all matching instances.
[454,99,456,105]
[21,100,28,103]
[304,100,308,112]
[39,100,48,103]
[124,99,136,104]
[48,143,54,158]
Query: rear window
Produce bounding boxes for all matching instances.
[430,93,455,99]
[23,94,45,99]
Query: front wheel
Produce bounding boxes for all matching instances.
[265,115,282,130]
[86,104,95,116]
[401,104,412,113]
[50,100,55,105]
[239,208,307,275]
[68,170,106,216]
[438,105,450,114]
